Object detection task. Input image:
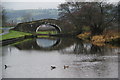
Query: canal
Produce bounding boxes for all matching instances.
[1,37,119,78]
[0,27,14,36]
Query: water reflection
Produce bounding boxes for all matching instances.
[36,38,60,48]
[2,37,119,78]
[13,37,75,51]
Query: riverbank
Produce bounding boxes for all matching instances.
[77,32,120,47]
[0,30,32,41]
[0,30,59,46]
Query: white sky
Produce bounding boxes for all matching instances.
[1,0,65,2]
[2,2,63,10]
[1,0,66,10]
[1,0,119,2]
[1,0,119,10]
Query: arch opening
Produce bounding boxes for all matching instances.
[36,23,61,35]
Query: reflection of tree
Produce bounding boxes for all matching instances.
[59,40,106,55]
[59,40,85,54]
[73,42,87,54]
[90,45,105,55]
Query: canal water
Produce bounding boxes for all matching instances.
[1,37,119,78]
[0,27,14,36]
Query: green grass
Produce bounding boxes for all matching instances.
[0,30,32,41]
[36,31,57,34]
[0,30,58,41]
[37,35,50,38]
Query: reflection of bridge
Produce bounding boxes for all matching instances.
[36,38,61,48]
[14,37,76,51]
[13,19,75,34]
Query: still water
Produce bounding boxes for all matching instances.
[1,37,119,78]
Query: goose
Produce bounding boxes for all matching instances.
[4,65,7,69]
[51,66,56,70]
[64,65,69,69]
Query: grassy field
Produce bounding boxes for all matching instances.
[36,31,57,34]
[0,30,32,41]
[0,30,57,41]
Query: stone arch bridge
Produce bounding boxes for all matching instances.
[13,19,76,34]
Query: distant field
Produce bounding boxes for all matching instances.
[5,9,58,23]
[36,31,57,34]
[1,30,32,41]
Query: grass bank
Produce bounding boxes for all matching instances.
[36,31,57,34]
[0,30,32,41]
[0,30,57,41]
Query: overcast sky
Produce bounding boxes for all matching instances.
[2,2,63,10]
[1,0,119,10]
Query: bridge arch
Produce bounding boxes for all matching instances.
[35,23,61,33]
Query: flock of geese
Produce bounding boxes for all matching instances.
[4,65,69,70]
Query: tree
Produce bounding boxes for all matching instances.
[1,7,7,27]
[58,1,118,35]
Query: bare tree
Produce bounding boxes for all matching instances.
[58,1,118,35]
